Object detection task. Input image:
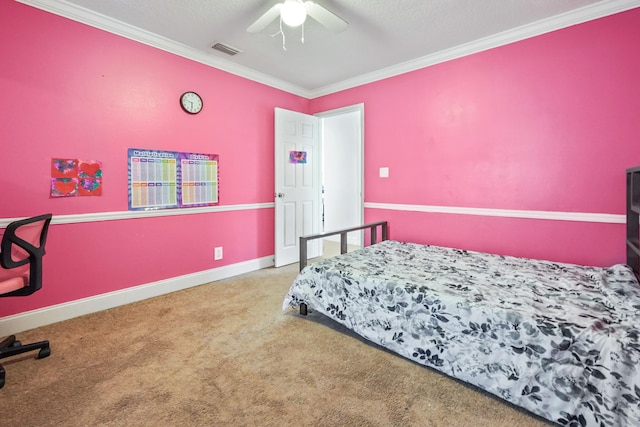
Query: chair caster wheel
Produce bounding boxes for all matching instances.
[37,347,51,359]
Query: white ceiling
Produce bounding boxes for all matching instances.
[18,0,640,98]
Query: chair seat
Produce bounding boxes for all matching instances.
[0,276,26,294]
[0,213,52,389]
[0,263,28,294]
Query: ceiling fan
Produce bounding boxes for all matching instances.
[247,0,348,36]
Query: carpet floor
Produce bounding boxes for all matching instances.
[1,261,550,426]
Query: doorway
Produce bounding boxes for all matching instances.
[273,104,364,266]
[316,103,364,254]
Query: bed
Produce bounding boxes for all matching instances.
[282,166,640,427]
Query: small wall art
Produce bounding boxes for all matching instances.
[289,151,307,164]
[51,158,102,197]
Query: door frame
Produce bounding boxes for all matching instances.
[315,103,365,246]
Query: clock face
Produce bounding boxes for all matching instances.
[180,91,203,114]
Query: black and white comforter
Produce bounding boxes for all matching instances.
[283,240,640,426]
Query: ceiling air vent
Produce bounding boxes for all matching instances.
[211,42,242,56]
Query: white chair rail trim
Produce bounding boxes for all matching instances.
[1,202,624,228]
[364,202,625,224]
[0,202,275,228]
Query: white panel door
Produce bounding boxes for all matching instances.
[274,108,321,267]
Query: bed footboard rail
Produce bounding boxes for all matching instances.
[627,166,640,278]
[299,221,388,272]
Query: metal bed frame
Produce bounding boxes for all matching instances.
[627,165,640,278]
[297,221,388,315]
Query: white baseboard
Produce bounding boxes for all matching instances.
[1,255,275,334]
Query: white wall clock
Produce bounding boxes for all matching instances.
[180,91,203,114]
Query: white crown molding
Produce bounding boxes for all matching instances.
[0,202,274,228]
[15,0,309,97]
[309,0,640,98]
[364,202,625,224]
[14,0,640,98]
[0,254,274,334]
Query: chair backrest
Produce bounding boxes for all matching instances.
[0,214,52,297]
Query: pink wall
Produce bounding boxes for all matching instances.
[0,2,308,317]
[2,2,639,319]
[311,9,640,267]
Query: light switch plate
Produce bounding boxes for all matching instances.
[379,167,389,178]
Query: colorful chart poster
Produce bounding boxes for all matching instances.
[128,149,179,210]
[178,152,219,207]
[128,148,219,211]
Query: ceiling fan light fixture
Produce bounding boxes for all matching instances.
[281,0,307,27]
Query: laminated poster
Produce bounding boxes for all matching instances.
[128,148,218,211]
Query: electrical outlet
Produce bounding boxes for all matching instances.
[214,247,223,260]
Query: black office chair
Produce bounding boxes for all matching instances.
[0,213,53,389]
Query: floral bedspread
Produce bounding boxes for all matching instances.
[283,240,640,426]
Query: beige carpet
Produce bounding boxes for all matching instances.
[1,261,550,426]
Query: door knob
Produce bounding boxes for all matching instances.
[275,192,285,198]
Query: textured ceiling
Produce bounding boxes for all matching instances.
[18,0,640,97]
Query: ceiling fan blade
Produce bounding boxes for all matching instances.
[247,3,282,33]
[305,1,348,33]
